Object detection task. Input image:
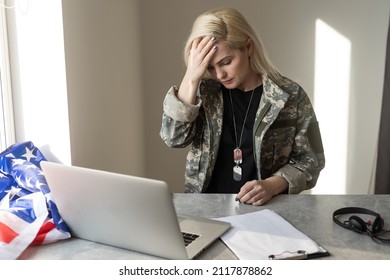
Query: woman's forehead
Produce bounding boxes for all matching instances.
[209,42,241,66]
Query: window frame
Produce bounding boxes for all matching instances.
[0,1,16,151]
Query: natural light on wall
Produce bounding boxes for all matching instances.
[311,19,351,194]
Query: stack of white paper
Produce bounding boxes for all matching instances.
[214,209,328,260]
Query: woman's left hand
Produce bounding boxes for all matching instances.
[236,176,288,205]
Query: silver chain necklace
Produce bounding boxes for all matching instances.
[228,88,255,181]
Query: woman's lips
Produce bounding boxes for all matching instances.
[221,79,233,85]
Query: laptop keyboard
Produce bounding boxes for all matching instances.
[182,232,200,246]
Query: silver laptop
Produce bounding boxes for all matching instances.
[40,161,230,259]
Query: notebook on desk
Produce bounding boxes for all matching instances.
[40,161,231,259]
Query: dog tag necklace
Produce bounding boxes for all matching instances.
[229,88,255,181]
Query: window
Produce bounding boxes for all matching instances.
[0,1,16,151]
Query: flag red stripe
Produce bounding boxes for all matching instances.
[0,221,19,244]
[32,221,56,244]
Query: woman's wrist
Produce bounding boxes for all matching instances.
[267,176,289,196]
[178,75,200,105]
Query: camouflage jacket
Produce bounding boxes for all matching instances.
[160,75,325,194]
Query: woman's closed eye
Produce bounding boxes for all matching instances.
[220,58,232,66]
[208,59,232,71]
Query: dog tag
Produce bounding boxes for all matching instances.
[233,165,242,181]
[234,148,242,164]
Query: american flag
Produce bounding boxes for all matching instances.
[0,141,70,259]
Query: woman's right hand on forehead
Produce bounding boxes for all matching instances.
[178,36,217,105]
[186,36,217,83]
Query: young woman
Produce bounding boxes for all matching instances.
[160,7,325,205]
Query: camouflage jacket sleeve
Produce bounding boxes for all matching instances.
[268,78,325,194]
[159,86,201,148]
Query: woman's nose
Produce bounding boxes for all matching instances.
[215,68,226,80]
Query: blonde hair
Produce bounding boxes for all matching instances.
[184,7,281,81]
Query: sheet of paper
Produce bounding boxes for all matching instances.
[214,209,326,260]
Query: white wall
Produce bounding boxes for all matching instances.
[7,0,390,194]
[61,0,145,176]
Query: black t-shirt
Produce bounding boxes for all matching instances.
[206,84,263,193]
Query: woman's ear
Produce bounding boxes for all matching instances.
[246,37,254,57]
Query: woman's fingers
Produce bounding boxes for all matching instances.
[190,36,216,63]
[186,36,217,81]
[199,36,216,59]
[236,180,273,206]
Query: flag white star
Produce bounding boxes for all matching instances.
[14,174,23,185]
[12,158,26,166]
[2,186,23,202]
[22,147,37,161]
[35,180,45,191]
[26,176,34,189]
